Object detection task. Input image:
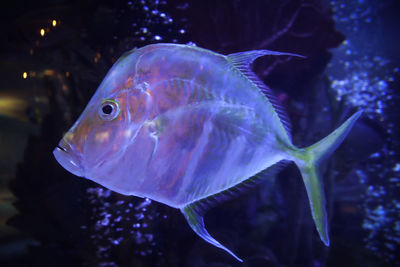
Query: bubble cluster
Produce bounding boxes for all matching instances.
[327,0,400,262]
[329,51,396,123]
[85,187,166,265]
[120,0,187,45]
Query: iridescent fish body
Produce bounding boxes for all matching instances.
[53,43,361,261]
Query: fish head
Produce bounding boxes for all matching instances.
[53,48,155,193]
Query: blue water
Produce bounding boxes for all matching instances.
[326,0,400,262]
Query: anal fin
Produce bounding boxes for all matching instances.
[181,204,243,262]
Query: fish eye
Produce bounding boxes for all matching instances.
[99,99,120,121]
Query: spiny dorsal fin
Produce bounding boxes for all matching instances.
[227,50,304,138]
[227,50,303,66]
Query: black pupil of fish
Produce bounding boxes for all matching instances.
[102,104,113,115]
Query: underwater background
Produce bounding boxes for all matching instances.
[0,0,399,266]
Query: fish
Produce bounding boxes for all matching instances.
[53,43,362,261]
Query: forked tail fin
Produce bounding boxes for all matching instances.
[292,110,362,245]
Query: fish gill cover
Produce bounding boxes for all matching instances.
[1,0,398,266]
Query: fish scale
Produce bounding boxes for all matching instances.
[53,43,362,262]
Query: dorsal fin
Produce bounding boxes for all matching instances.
[228,50,303,66]
[227,50,304,139]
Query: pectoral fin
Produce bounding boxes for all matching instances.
[181,204,243,262]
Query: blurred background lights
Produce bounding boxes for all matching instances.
[40,28,45,36]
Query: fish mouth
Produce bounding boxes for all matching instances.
[56,144,67,152]
[53,139,85,177]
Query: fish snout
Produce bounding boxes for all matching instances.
[53,138,85,177]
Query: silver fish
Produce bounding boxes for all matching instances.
[53,43,362,261]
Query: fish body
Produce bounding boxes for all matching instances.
[53,43,361,261]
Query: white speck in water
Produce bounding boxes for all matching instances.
[393,163,400,172]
